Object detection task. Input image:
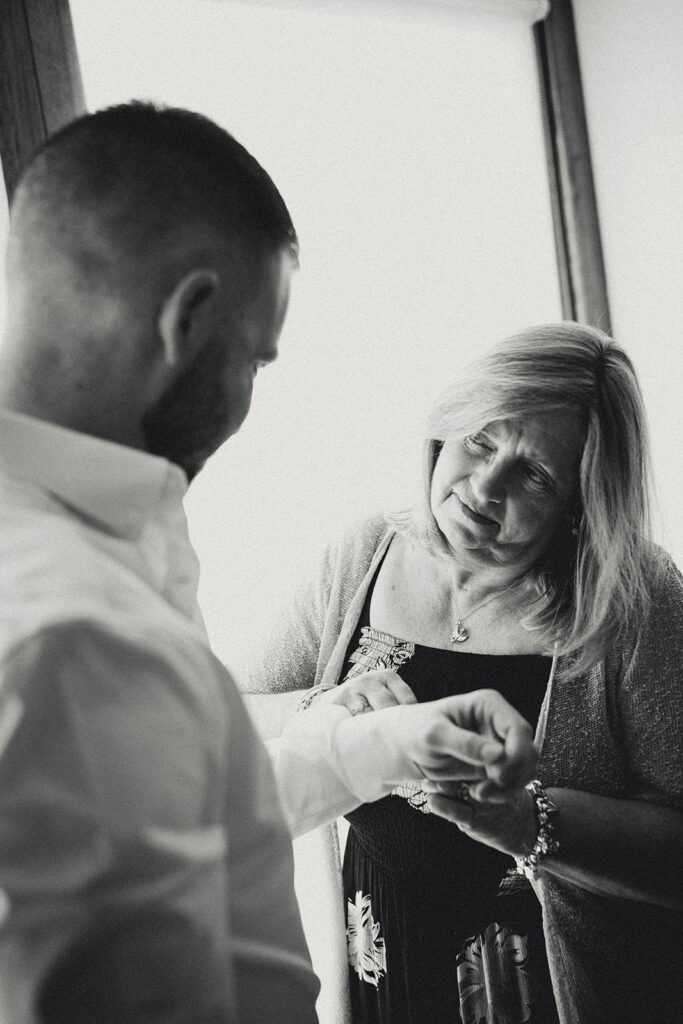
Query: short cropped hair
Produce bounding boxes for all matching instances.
[410,322,653,676]
[10,101,297,280]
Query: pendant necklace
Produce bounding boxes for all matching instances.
[450,575,522,644]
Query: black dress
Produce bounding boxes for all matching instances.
[340,617,559,1024]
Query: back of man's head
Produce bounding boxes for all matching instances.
[9,101,297,296]
[1,103,297,461]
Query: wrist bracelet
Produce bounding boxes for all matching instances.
[296,682,335,712]
[515,779,560,881]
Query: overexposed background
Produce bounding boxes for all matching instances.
[572,0,683,567]
[67,0,562,675]
[1,0,680,676]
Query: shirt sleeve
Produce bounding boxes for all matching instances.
[0,620,237,1023]
[269,702,427,838]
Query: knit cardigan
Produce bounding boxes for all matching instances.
[249,514,683,1024]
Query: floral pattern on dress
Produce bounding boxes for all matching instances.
[457,922,533,1024]
[346,890,387,987]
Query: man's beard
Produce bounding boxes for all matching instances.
[142,350,229,482]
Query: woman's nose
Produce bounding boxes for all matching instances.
[470,460,506,505]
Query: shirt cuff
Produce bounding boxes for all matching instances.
[268,704,423,838]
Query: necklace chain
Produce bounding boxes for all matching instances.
[450,575,522,644]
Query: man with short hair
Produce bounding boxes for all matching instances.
[0,102,310,1024]
[0,103,535,1023]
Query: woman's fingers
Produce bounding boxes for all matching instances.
[454,776,523,804]
[364,675,403,710]
[386,675,418,705]
[424,764,489,782]
[425,792,475,828]
[425,783,536,858]
[423,778,502,803]
[330,669,417,712]
[316,672,399,711]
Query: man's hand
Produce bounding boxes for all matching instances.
[374,688,538,791]
[329,687,538,800]
[276,686,537,837]
[317,676,536,791]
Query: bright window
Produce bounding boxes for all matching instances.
[69,0,561,674]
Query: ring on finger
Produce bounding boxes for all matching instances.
[348,695,371,716]
[455,781,472,804]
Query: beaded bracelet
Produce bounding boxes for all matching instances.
[515,779,560,881]
[296,682,336,712]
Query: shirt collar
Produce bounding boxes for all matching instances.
[0,409,188,538]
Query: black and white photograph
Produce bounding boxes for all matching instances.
[0,2,681,1022]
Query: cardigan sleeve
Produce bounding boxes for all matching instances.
[614,548,683,809]
[243,542,337,695]
[243,515,391,696]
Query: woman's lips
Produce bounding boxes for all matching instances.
[456,495,499,527]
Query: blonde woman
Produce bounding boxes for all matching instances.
[250,324,683,1024]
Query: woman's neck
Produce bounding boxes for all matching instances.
[368,531,544,655]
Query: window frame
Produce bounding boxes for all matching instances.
[534,0,611,329]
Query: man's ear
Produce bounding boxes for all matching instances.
[157,269,220,367]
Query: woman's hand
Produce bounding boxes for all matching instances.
[426,781,683,908]
[424,778,537,858]
[314,669,417,714]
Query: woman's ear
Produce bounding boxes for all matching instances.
[157,269,220,367]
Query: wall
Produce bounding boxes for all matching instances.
[68,0,562,672]
[573,0,683,563]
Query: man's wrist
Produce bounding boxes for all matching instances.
[330,705,420,804]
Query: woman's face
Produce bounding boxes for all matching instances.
[430,411,583,572]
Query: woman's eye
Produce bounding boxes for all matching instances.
[464,434,492,454]
[523,465,549,489]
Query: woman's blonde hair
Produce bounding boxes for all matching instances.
[410,322,653,677]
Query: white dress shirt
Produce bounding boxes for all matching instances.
[270,701,441,837]
[0,410,318,1024]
